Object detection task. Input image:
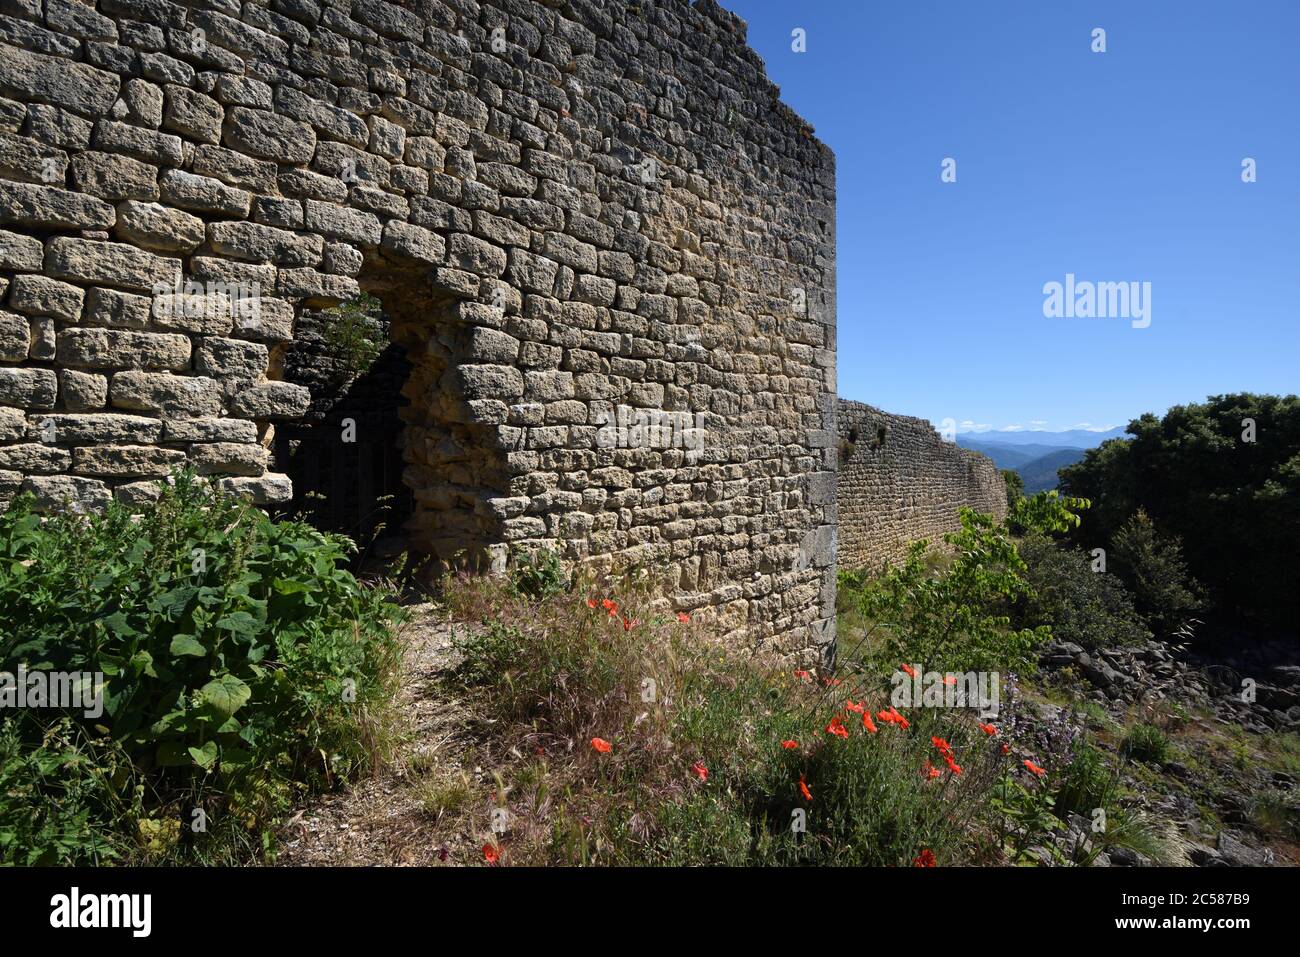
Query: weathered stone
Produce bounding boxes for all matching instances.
[92,119,182,166]
[0,367,57,408]
[0,130,68,185]
[0,180,115,230]
[209,220,323,266]
[162,84,223,144]
[228,382,311,419]
[195,337,268,381]
[0,407,26,442]
[114,479,164,505]
[45,238,180,292]
[21,474,112,511]
[217,472,292,504]
[73,444,185,478]
[8,275,84,320]
[188,441,268,476]
[162,417,258,443]
[0,43,120,117]
[159,169,251,217]
[58,369,108,412]
[381,221,444,264]
[191,144,276,192]
[25,104,93,150]
[86,287,152,329]
[303,200,382,245]
[110,371,223,417]
[113,78,163,127]
[57,328,191,371]
[70,151,159,202]
[115,200,205,252]
[223,106,315,163]
[0,443,72,473]
[32,413,162,443]
[0,310,28,361]
[0,228,44,270]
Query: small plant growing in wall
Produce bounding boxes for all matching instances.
[320,292,387,382]
[509,547,569,602]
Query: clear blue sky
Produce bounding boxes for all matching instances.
[725,0,1299,433]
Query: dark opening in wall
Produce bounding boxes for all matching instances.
[275,293,413,552]
[873,425,889,450]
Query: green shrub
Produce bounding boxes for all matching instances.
[1121,723,1171,764]
[1110,510,1204,636]
[1053,738,1117,817]
[860,508,1051,674]
[0,472,401,863]
[1014,534,1150,650]
[509,547,569,602]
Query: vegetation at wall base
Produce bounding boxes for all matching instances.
[0,472,401,865]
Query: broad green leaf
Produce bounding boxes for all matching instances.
[199,674,251,719]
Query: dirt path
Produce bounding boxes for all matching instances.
[274,605,483,866]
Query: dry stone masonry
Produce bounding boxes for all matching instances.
[0,0,837,658]
[837,400,1006,570]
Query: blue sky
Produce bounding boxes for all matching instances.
[725,0,1299,433]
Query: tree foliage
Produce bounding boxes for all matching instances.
[1059,393,1299,629]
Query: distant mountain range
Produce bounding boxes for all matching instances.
[956,427,1127,492]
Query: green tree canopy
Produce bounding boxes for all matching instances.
[1059,393,1300,631]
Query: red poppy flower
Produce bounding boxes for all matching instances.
[845,699,865,714]
[922,760,940,780]
[944,754,963,775]
[781,739,800,750]
[1001,743,1011,755]
[691,761,708,781]
[483,843,499,864]
[622,616,637,631]
[978,722,997,736]
[1024,760,1046,777]
[930,736,953,756]
[676,612,690,623]
[901,663,917,679]
[877,707,910,729]
[821,676,842,687]
[591,737,612,754]
[601,599,617,613]
[793,669,811,682]
[862,712,878,733]
[913,848,936,867]
[799,774,812,802]
[586,598,598,609]
[825,715,849,739]
[942,674,957,687]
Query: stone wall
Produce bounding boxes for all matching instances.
[837,400,1006,570]
[0,0,837,658]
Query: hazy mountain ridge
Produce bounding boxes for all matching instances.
[957,427,1126,492]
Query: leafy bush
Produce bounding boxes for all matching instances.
[0,473,401,863]
[1121,723,1171,764]
[509,547,569,603]
[1060,393,1299,628]
[1002,469,1025,508]
[1014,533,1150,650]
[858,508,1051,674]
[319,292,386,381]
[1109,510,1204,636]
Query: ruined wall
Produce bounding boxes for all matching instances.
[0,0,836,658]
[837,400,1006,570]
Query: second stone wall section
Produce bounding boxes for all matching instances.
[837,400,1008,570]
